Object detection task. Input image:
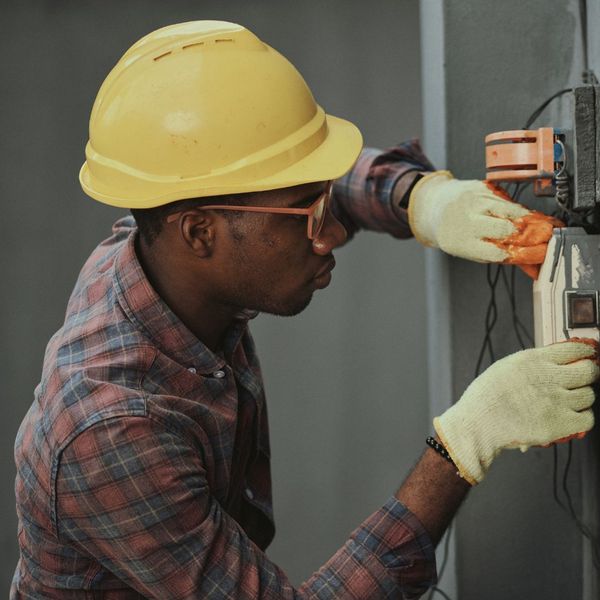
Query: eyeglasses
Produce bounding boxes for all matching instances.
[166,181,333,240]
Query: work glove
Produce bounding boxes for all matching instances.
[408,171,564,279]
[434,339,599,486]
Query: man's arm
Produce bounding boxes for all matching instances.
[396,444,470,547]
[54,340,598,599]
[331,141,434,241]
[56,415,437,599]
[333,141,561,279]
[396,338,599,548]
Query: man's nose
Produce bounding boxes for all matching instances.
[312,208,348,255]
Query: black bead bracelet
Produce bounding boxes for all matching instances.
[426,436,456,466]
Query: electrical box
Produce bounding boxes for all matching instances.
[533,228,600,345]
[485,86,600,344]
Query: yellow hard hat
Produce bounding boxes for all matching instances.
[79,21,363,209]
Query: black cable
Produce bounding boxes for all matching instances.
[474,264,502,376]
[497,182,534,351]
[580,0,590,79]
[552,445,569,513]
[429,586,453,600]
[510,267,534,345]
[562,443,600,569]
[561,441,577,520]
[579,0,599,84]
[552,441,600,570]
[523,87,600,572]
[521,86,600,228]
[428,523,453,600]
[432,77,595,600]
[438,524,452,580]
[500,266,534,350]
[432,246,518,600]
[496,265,600,573]
[514,181,531,202]
[522,88,572,130]
[505,182,535,347]
[430,262,516,600]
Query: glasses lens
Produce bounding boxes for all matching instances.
[310,183,331,239]
[312,197,326,238]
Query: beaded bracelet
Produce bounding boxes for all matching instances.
[425,436,456,466]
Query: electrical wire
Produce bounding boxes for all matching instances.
[430,91,557,600]
[554,442,600,570]
[438,524,453,583]
[552,445,569,513]
[475,253,600,576]
[474,264,502,375]
[502,183,535,351]
[428,524,454,600]
[501,266,533,349]
[430,263,505,600]
[556,441,600,570]
[513,89,600,574]
[580,0,590,81]
[579,0,599,85]
[522,88,572,129]
[522,85,600,573]
[453,84,600,594]
[521,85,600,228]
[429,586,453,600]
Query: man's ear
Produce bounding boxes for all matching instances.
[179,212,218,258]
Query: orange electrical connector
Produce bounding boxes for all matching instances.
[485,127,559,195]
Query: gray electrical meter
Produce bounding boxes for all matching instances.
[533,228,600,345]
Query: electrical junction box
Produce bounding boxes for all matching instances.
[532,87,600,346]
[533,228,600,345]
[571,85,600,211]
[484,86,600,346]
[485,86,600,206]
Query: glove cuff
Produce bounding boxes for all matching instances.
[433,409,494,486]
[407,170,455,247]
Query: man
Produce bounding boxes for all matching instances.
[12,21,598,599]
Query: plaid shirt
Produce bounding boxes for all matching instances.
[12,141,435,599]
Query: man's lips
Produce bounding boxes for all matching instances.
[314,258,336,280]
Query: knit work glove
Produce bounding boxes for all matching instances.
[408,171,564,279]
[434,340,599,486]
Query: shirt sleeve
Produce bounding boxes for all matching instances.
[56,416,436,599]
[332,139,435,240]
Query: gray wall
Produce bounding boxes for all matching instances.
[423,0,598,598]
[1,0,428,591]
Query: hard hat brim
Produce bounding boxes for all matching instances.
[79,113,363,209]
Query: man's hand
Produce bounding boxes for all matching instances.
[434,339,599,485]
[408,171,563,279]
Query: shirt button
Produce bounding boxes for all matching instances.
[187,367,197,374]
[245,487,254,500]
[213,370,226,379]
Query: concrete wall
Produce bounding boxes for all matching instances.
[1,0,428,591]
[421,0,599,597]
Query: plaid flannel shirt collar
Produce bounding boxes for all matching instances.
[113,230,257,375]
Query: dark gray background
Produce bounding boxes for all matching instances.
[1,0,428,592]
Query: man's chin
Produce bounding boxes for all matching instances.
[260,291,314,317]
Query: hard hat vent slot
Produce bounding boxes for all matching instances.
[182,42,205,50]
[215,38,234,43]
[153,51,172,61]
